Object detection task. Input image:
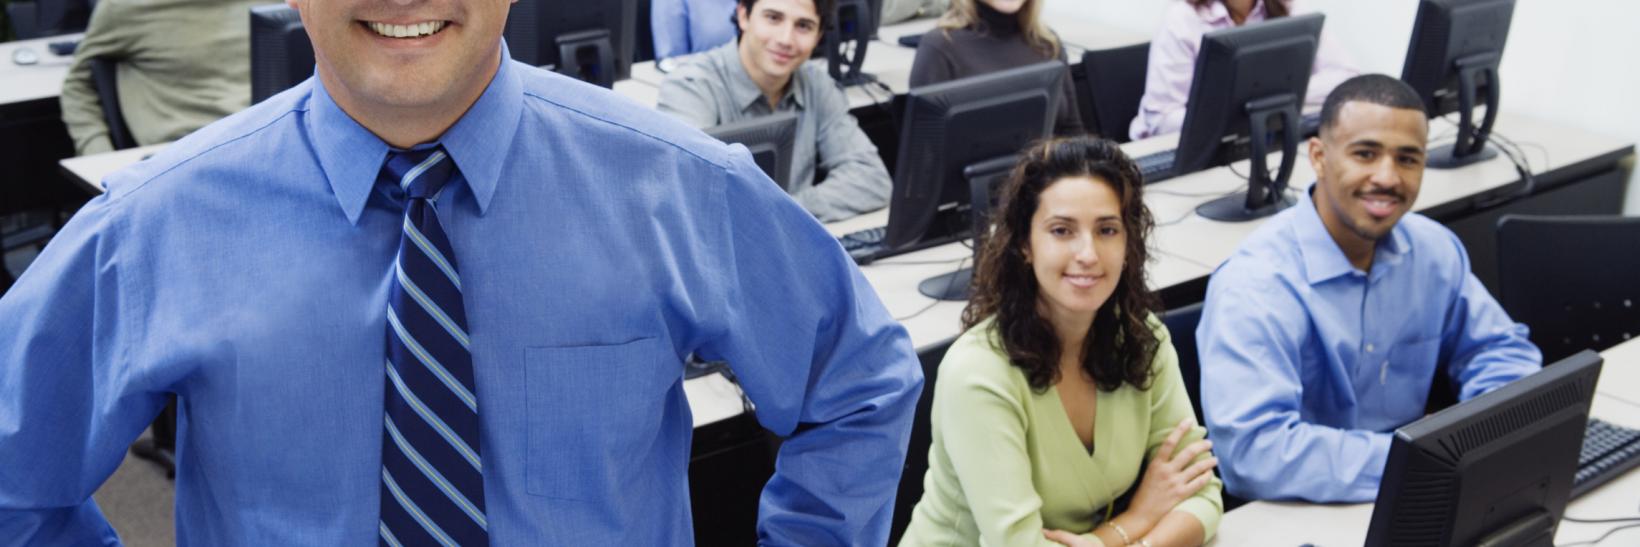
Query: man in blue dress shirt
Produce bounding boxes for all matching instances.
[1196,74,1541,503]
[652,0,738,62]
[0,0,922,544]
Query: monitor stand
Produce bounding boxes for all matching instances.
[1473,510,1554,547]
[827,0,878,87]
[1427,54,1503,170]
[556,29,616,88]
[918,156,1017,301]
[1197,94,1300,222]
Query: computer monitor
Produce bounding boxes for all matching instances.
[1401,0,1515,169]
[884,61,1064,300]
[249,5,315,105]
[706,111,799,191]
[504,0,636,88]
[1172,13,1323,222]
[14,0,91,36]
[821,0,883,87]
[1365,349,1602,547]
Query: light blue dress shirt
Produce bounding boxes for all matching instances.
[0,49,922,545]
[1197,188,1541,503]
[651,0,738,60]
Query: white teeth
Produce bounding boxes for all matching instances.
[368,21,445,38]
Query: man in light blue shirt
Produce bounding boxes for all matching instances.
[1197,75,1541,503]
[0,0,921,544]
[652,0,738,61]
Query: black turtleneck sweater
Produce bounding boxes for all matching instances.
[908,4,1086,136]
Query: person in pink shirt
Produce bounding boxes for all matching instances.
[1129,0,1357,141]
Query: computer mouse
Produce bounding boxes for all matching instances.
[12,47,39,66]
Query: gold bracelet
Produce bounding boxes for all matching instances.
[1106,521,1133,545]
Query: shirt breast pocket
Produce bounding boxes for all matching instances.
[524,337,679,500]
[1382,336,1444,424]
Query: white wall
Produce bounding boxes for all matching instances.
[1042,0,1640,214]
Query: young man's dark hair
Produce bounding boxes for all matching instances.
[736,0,838,33]
[1317,74,1427,135]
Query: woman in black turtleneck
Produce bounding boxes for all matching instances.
[909,0,1086,136]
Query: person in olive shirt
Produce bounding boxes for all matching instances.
[657,0,892,222]
[909,0,1085,136]
[60,0,264,155]
[901,136,1221,547]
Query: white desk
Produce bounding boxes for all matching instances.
[57,144,163,193]
[836,112,1635,353]
[872,17,1149,56]
[0,33,81,108]
[623,17,1145,113]
[1212,338,1640,546]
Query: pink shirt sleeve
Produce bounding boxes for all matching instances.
[1130,2,1207,141]
[1130,0,1359,140]
[1305,18,1360,109]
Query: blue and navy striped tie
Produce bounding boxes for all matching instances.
[377,148,488,547]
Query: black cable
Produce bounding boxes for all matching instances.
[894,256,969,322]
[1563,515,1640,524]
[1557,522,1640,547]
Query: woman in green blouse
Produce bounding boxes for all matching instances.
[899,136,1223,546]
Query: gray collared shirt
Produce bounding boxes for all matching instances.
[657,42,892,222]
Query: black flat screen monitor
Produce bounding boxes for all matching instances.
[249,4,315,105]
[885,61,1064,300]
[706,111,799,191]
[1174,13,1322,222]
[1365,349,1601,547]
[16,0,91,36]
[1401,0,1515,169]
[504,0,636,87]
[822,0,883,86]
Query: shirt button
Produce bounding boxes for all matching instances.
[1366,343,1375,353]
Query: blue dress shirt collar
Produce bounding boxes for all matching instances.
[1296,184,1410,285]
[308,43,523,224]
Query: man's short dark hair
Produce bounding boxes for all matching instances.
[736,0,837,33]
[1318,74,1428,135]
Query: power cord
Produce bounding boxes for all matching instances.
[1556,498,1640,546]
[894,256,969,322]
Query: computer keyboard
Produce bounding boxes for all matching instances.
[837,226,886,264]
[1573,417,1640,498]
[48,39,80,56]
[1134,148,1177,184]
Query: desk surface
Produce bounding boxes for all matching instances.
[625,18,1145,112]
[1212,338,1640,546]
[841,112,1636,352]
[1,34,81,107]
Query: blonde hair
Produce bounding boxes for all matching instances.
[937,0,1060,58]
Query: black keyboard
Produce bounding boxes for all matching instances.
[48,39,80,56]
[838,226,886,264]
[1573,417,1640,498]
[1135,148,1177,184]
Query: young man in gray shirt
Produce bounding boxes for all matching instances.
[657,0,892,222]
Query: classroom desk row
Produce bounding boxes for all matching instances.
[0,33,81,109]
[625,17,1147,112]
[825,112,1636,354]
[1213,337,1640,546]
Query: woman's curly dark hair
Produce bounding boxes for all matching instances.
[960,136,1161,392]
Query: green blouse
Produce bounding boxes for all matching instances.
[899,316,1223,546]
